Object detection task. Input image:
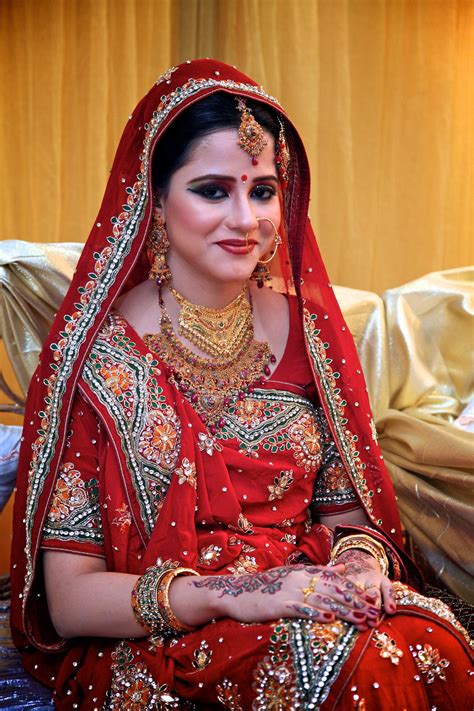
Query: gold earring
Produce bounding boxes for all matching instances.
[147,206,171,285]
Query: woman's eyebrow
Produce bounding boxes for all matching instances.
[187,173,278,184]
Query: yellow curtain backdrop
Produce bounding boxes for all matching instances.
[0,0,472,294]
[0,0,473,577]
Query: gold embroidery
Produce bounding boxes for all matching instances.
[175,458,197,489]
[267,470,294,501]
[410,643,450,684]
[192,640,213,670]
[373,631,404,665]
[216,678,243,710]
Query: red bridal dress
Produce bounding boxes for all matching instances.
[10,59,472,710]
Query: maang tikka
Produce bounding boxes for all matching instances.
[236,98,268,165]
[147,203,171,286]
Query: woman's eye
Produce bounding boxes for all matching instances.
[251,185,277,200]
[190,184,227,200]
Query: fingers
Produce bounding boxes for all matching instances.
[381,577,396,614]
[286,601,336,623]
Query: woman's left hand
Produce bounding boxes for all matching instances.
[336,549,396,625]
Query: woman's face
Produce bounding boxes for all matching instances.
[157,128,281,299]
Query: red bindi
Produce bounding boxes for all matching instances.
[241,174,248,182]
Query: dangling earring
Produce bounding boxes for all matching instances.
[250,217,282,289]
[147,205,171,286]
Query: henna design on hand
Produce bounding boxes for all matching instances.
[337,549,380,576]
[192,567,293,598]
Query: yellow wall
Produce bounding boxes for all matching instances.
[1,0,473,569]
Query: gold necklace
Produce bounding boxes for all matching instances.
[143,289,276,432]
[170,287,252,360]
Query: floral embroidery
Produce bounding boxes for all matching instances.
[140,414,179,459]
[43,462,103,546]
[47,463,90,522]
[111,503,132,534]
[82,316,182,533]
[216,678,243,710]
[288,414,322,472]
[253,622,299,710]
[176,458,197,488]
[192,640,213,670]
[198,432,222,456]
[199,544,222,566]
[268,470,294,501]
[227,555,258,575]
[231,513,254,535]
[233,399,266,428]
[410,643,449,684]
[107,640,182,709]
[373,631,404,665]
[101,363,133,398]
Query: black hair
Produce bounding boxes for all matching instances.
[151,92,280,196]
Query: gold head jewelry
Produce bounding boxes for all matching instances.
[275,117,290,187]
[170,287,252,360]
[236,98,268,165]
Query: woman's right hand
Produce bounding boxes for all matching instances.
[170,563,379,632]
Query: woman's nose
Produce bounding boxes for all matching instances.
[227,196,259,234]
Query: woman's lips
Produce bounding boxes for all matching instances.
[216,239,256,255]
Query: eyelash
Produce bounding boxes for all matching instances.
[190,184,277,201]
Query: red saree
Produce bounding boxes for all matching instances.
[10,59,472,709]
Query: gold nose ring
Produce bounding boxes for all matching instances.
[255,217,282,264]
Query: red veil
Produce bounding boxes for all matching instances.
[11,59,421,694]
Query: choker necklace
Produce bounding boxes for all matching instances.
[169,287,252,360]
[143,287,276,433]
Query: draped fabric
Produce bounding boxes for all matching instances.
[2,242,473,600]
[1,0,472,295]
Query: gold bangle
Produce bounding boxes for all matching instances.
[157,566,200,634]
[131,561,200,638]
[330,534,390,576]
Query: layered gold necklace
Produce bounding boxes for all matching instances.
[170,286,252,360]
[144,287,275,432]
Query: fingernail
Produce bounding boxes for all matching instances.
[322,612,334,620]
[353,612,366,619]
[368,607,380,615]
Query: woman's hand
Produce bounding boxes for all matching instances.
[335,549,396,624]
[169,563,381,631]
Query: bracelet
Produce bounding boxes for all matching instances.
[131,560,199,638]
[330,534,390,576]
[157,566,200,634]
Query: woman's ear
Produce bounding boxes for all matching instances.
[153,192,166,223]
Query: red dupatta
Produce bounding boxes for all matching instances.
[11,59,413,660]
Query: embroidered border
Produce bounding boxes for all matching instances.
[393,582,473,649]
[303,310,373,516]
[23,77,284,602]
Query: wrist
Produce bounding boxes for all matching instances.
[168,575,224,626]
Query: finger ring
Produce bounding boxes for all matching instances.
[354,581,365,592]
[302,576,319,603]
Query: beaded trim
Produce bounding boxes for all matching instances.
[392,582,473,650]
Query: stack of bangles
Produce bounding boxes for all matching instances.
[329,534,390,577]
[131,560,200,638]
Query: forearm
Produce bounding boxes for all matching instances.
[44,552,221,638]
